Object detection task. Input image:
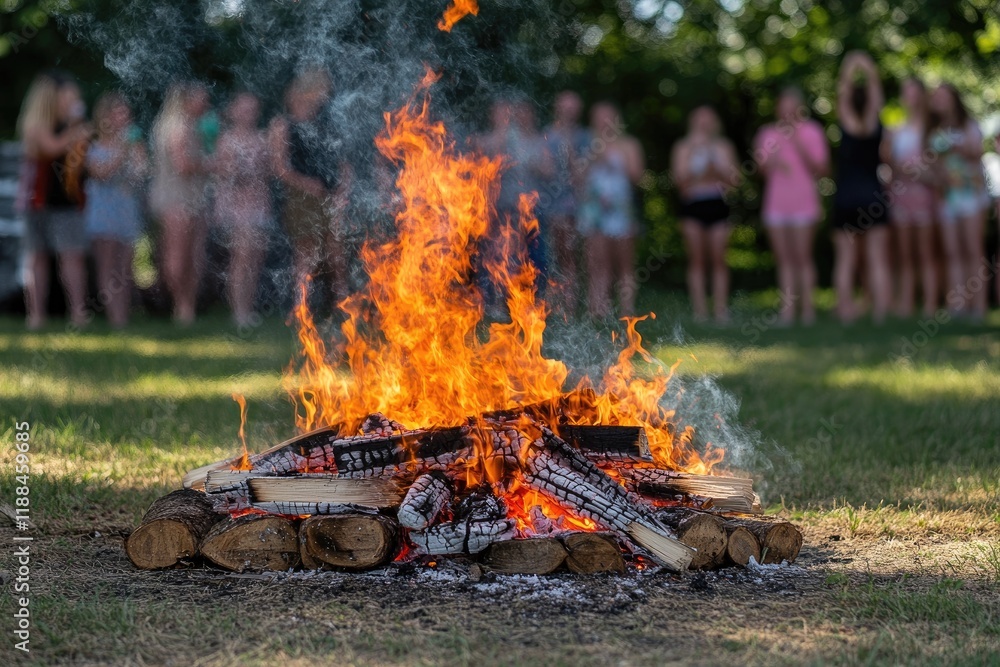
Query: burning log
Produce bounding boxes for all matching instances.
[657,509,728,570]
[331,426,472,478]
[409,518,516,556]
[721,524,761,567]
[397,472,452,530]
[561,533,626,574]
[558,424,651,462]
[299,514,399,570]
[627,469,760,514]
[724,518,802,564]
[483,538,568,574]
[247,476,402,508]
[199,514,301,572]
[521,431,693,571]
[125,489,222,569]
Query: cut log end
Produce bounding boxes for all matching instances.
[483,538,568,575]
[670,512,727,570]
[125,489,221,570]
[299,514,398,570]
[723,525,761,567]
[199,514,300,572]
[562,533,625,574]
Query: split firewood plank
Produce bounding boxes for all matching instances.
[125,489,222,570]
[724,518,802,564]
[182,427,339,489]
[657,509,728,570]
[299,514,398,570]
[561,533,625,574]
[249,501,381,516]
[397,472,452,530]
[483,538,568,574]
[627,469,759,514]
[247,476,402,508]
[722,524,761,567]
[409,519,515,556]
[199,514,300,572]
[558,424,652,462]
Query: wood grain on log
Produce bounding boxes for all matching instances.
[628,470,759,514]
[247,476,402,508]
[561,533,625,574]
[199,514,300,572]
[483,538,568,574]
[299,514,398,570]
[125,489,222,569]
[722,525,761,566]
[724,518,802,564]
[657,509,728,569]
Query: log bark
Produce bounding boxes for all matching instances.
[657,509,727,569]
[299,514,398,570]
[483,538,568,574]
[561,533,625,574]
[199,514,301,572]
[724,518,802,564]
[125,489,222,569]
[722,525,761,567]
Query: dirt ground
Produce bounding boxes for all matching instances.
[3,519,997,666]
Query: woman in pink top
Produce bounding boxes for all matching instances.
[753,87,830,325]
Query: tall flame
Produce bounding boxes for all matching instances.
[438,0,479,32]
[282,72,720,478]
[232,393,251,470]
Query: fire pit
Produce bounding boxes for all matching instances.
[124,70,801,578]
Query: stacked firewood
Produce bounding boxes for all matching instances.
[126,395,802,574]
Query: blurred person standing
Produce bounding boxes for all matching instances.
[671,106,740,324]
[578,102,644,319]
[84,92,147,329]
[213,92,272,328]
[150,83,210,326]
[885,77,938,318]
[270,68,353,308]
[753,86,829,325]
[541,91,590,317]
[928,84,990,321]
[831,51,891,324]
[476,98,552,313]
[16,70,92,329]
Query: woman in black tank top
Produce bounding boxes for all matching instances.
[832,51,891,324]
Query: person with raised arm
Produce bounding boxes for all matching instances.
[753,86,829,326]
[671,105,740,324]
[831,50,891,324]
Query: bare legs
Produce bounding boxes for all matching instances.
[227,229,265,327]
[548,215,578,318]
[25,249,88,329]
[959,211,987,319]
[24,251,50,330]
[895,221,939,318]
[585,233,636,319]
[894,223,916,318]
[161,211,204,325]
[865,226,892,323]
[833,226,891,324]
[682,220,731,323]
[767,224,815,324]
[93,238,135,328]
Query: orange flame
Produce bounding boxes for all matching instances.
[282,72,721,532]
[232,393,251,470]
[438,0,479,32]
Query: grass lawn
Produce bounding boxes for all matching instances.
[0,288,998,666]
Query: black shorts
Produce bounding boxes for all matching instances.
[831,205,889,233]
[679,198,730,227]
